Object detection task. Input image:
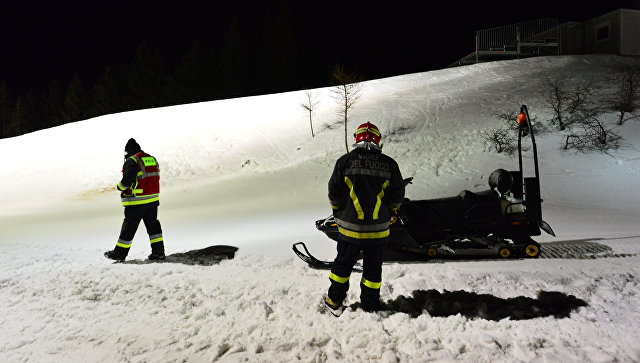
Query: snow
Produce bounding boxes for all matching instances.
[2,54,640,362]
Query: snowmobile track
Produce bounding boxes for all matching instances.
[539,241,636,259]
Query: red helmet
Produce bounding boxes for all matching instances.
[354,122,381,145]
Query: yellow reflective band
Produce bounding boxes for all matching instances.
[133,189,143,194]
[121,196,159,206]
[338,226,390,239]
[331,204,340,210]
[329,272,350,284]
[150,237,163,244]
[356,127,380,136]
[344,176,364,219]
[361,277,382,289]
[373,180,390,220]
[116,242,132,248]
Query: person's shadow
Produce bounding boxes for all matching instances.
[351,289,588,320]
[123,245,238,266]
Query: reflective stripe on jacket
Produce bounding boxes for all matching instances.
[117,152,160,207]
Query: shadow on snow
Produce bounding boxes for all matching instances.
[350,290,588,320]
[123,245,238,266]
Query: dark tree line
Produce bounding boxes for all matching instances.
[0,3,334,139]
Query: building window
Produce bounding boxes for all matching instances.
[596,24,610,41]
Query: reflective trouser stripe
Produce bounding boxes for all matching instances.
[338,226,390,239]
[150,236,163,244]
[116,239,132,248]
[329,272,350,284]
[373,180,390,220]
[361,277,382,289]
[344,177,364,220]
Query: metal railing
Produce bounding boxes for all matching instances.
[475,18,560,58]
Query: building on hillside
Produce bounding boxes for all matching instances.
[450,8,640,67]
[560,8,640,56]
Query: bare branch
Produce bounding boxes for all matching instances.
[300,90,319,137]
[330,64,364,153]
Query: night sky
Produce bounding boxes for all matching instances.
[1,0,639,96]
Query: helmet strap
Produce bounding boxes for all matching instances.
[352,141,381,151]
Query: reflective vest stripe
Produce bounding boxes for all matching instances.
[344,176,364,220]
[361,277,382,289]
[121,194,159,206]
[373,180,390,220]
[345,168,392,179]
[337,226,390,239]
[335,218,389,232]
[329,272,350,284]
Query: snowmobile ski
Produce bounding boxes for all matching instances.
[292,242,362,272]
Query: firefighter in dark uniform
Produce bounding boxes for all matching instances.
[325,122,405,313]
[104,138,166,261]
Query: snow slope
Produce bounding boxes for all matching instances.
[1,55,640,362]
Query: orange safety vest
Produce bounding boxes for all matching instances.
[120,152,160,206]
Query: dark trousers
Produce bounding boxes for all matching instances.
[114,203,164,257]
[328,240,386,311]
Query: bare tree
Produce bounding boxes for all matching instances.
[564,116,620,152]
[330,64,363,153]
[608,63,640,125]
[539,76,598,131]
[559,98,620,152]
[300,90,319,137]
[483,109,539,155]
[483,127,518,155]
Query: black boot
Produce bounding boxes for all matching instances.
[149,242,166,260]
[104,246,128,262]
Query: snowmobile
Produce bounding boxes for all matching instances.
[293,105,555,268]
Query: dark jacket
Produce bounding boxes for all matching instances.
[328,145,404,244]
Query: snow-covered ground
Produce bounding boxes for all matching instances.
[1,55,640,362]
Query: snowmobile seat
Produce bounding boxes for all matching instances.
[402,189,499,227]
[457,189,500,223]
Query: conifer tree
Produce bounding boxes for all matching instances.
[63,74,88,123]
[91,66,119,116]
[11,94,38,136]
[167,39,219,104]
[43,80,65,127]
[261,2,299,92]
[218,19,250,98]
[127,42,167,109]
[0,83,14,138]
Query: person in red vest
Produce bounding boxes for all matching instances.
[104,138,165,262]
